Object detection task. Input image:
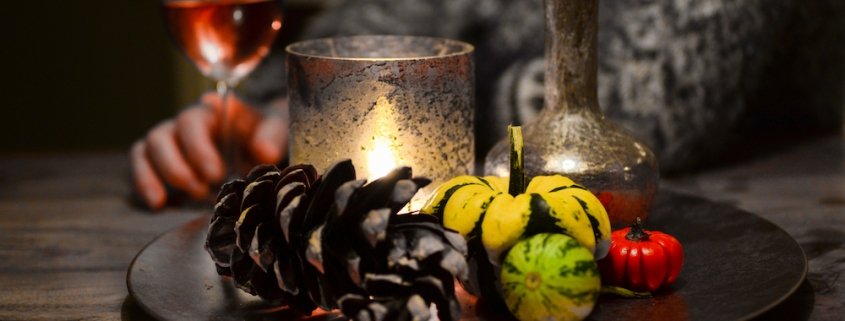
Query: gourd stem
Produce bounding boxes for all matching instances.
[626,217,651,241]
[508,125,525,196]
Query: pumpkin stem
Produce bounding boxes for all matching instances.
[508,125,525,196]
[626,217,651,241]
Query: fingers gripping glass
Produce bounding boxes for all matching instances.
[162,0,283,176]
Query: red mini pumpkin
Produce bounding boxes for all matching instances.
[599,218,684,292]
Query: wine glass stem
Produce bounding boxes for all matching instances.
[217,80,238,178]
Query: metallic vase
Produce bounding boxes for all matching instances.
[287,36,475,209]
[484,0,659,228]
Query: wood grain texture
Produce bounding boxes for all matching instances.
[0,135,843,320]
[0,153,200,320]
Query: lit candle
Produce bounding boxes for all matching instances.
[367,136,399,181]
[287,35,475,211]
[365,96,400,181]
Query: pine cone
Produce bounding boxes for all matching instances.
[206,164,319,312]
[206,160,469,321]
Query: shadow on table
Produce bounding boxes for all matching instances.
[123,281,815,321]
[122,296,157,321]
[121,295,346,321]
[751,279,815,321]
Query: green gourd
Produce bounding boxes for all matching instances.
[500,233,600,321]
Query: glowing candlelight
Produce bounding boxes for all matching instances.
[287,36,475,212]
[367,136,399,182]
[364,96,402,181]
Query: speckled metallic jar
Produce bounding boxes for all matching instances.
[485,0,659,228]
[287,36,475,207]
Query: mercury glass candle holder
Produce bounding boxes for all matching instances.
[287,35,475,209]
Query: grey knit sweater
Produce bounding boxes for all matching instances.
[242,0,845,172]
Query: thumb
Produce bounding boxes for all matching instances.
[250,115,288,165]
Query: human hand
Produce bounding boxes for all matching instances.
[130,93,289,210]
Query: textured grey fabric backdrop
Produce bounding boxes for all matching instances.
[242,0,845,172]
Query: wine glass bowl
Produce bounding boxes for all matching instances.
[161,0,283,176]
[162,0,282,85]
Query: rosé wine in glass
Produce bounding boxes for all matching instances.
[162,0,283,176]
[163,0,282,84]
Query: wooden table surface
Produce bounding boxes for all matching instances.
[1,135,843,321]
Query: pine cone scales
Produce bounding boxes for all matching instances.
[206,164,319,312]
[205,160,469,321]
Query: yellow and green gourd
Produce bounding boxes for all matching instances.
[500,233,601,321]
[420,126,611,264]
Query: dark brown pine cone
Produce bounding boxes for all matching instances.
[306,165,469,321]
[205,164,319,313]
[206,160,469,321]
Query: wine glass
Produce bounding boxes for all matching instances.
[162,0,283,176]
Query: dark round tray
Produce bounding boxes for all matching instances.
[127,190,806,321]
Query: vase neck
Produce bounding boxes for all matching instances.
[543,0,600,114]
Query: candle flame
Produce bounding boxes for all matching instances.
[365,96,401,181]
[367,136,398,181]
[364,96,427,212]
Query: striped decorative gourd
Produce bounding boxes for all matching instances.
[420,126,611,265]
[500,233,601,321]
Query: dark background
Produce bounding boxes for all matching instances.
[4,0,186,152]
[0,0,324,153]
